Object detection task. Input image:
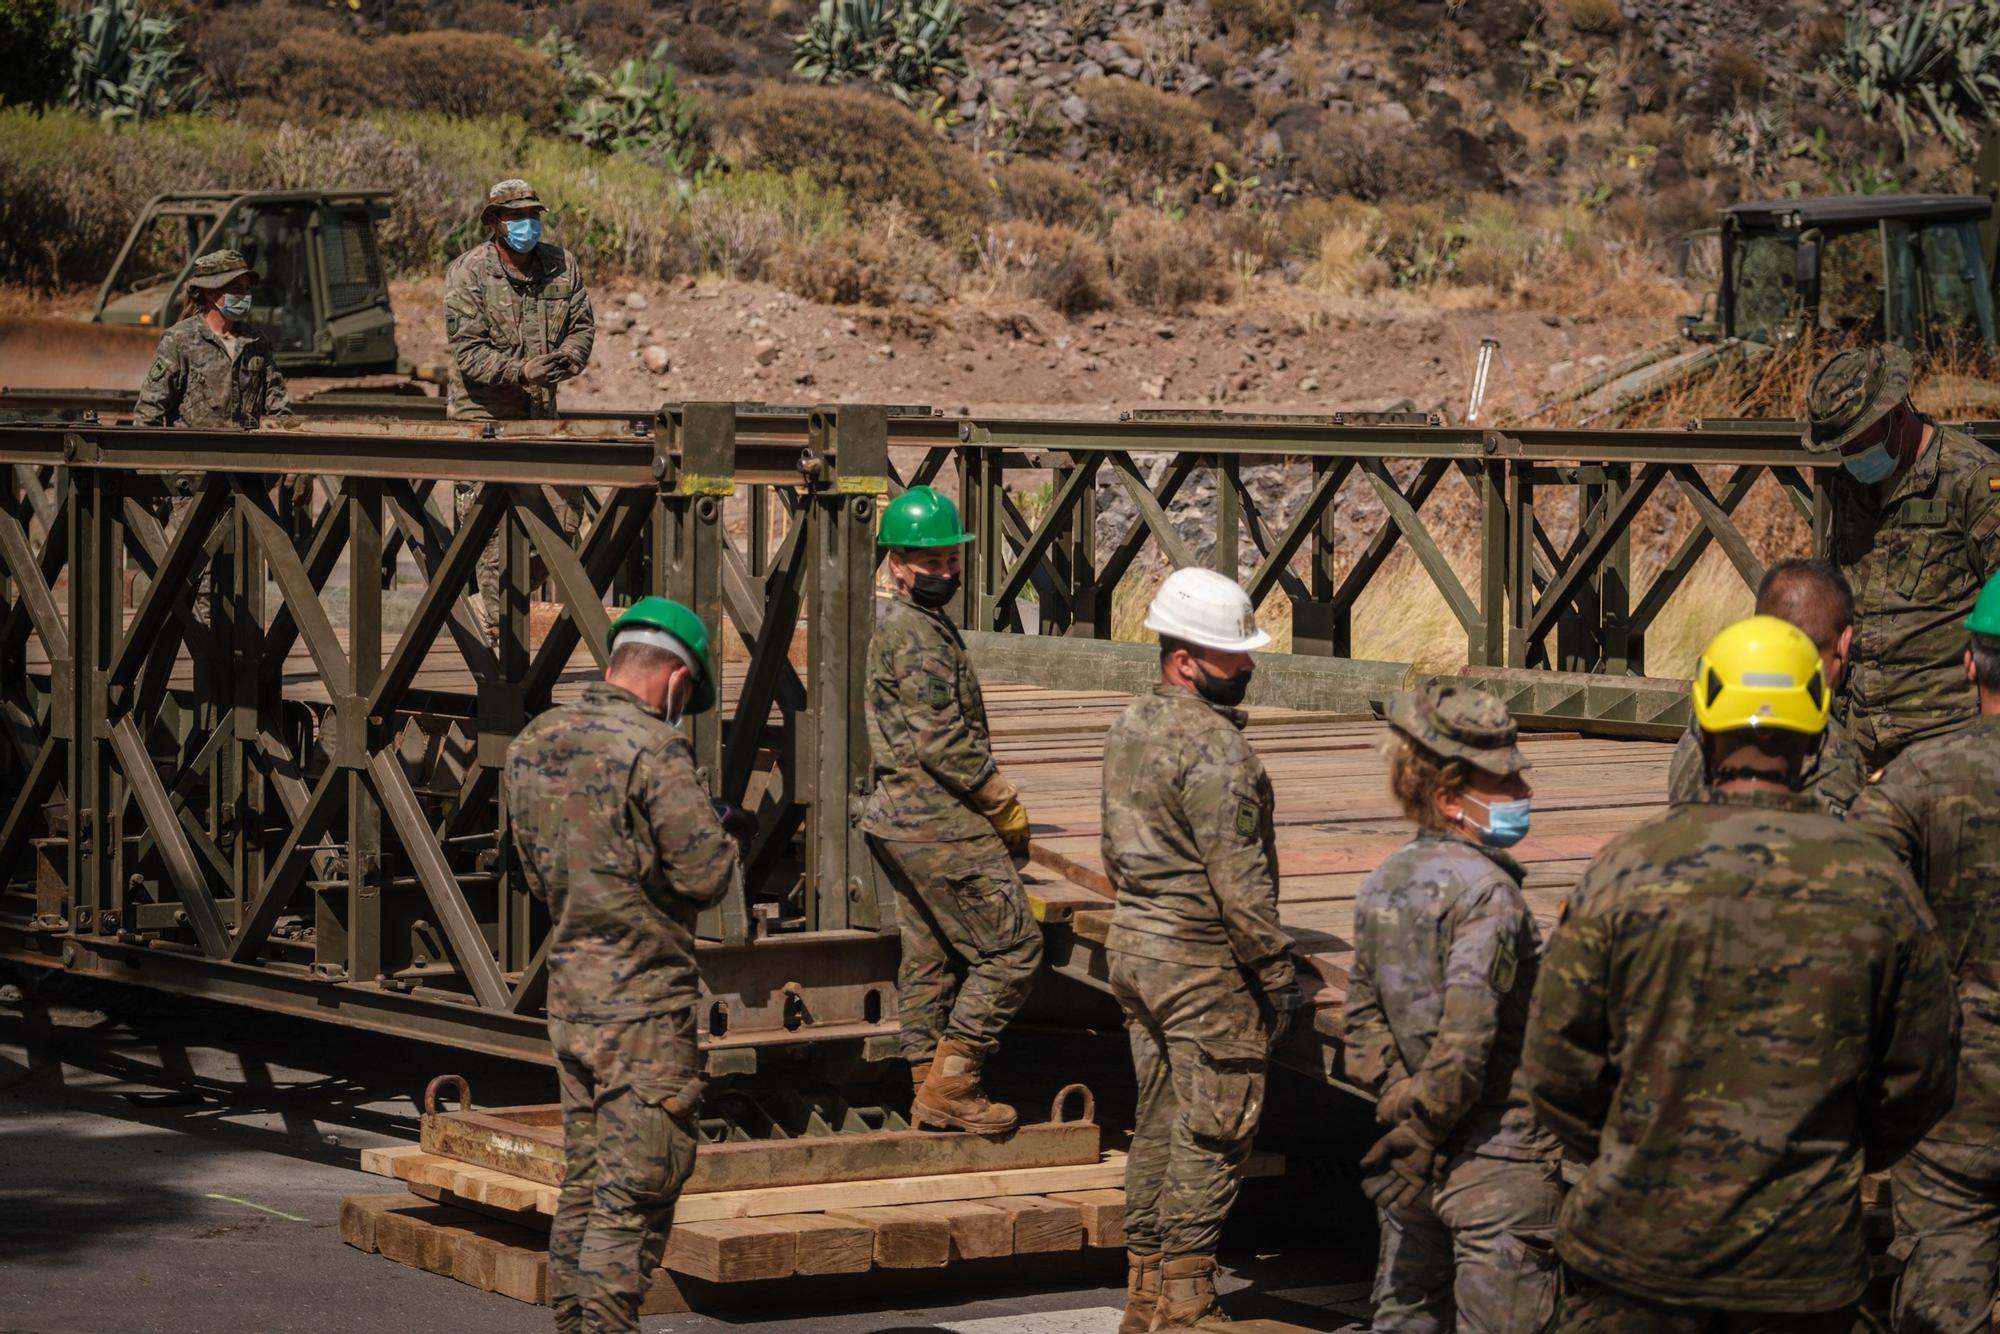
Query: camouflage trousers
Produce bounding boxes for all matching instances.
[1373,1151,1563,1334]
[870,833,1042,1060]
[1891,1140,2000,1334]
[549,1011,702,1334]
[453,481,586,644]
[160,487,212,626]
[1556,1271,1856,1334]
[1109,950,1269,1259]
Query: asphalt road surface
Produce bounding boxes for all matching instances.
[0,967,1373,1334]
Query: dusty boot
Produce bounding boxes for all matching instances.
[1153,1254,1225,1329]
[907,1058,932,1101]
[1119,1251,1162,1334]
[912,1037,1018,1134]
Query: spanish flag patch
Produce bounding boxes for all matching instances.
[1989,473,2000,492]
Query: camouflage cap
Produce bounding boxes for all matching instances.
[184,248,257,291]
[1804,344,1913,453]
[1385,681,1529,776]
[480,178,546,223]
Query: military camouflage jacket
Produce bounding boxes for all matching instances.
[859,595,997,842]
[443,240,594,421]
[1343,833,1560,1160]
[1829,422,2000,761]
[1100,685,1295,987]
[505,682,740,1023]
[1665,714,1865,816]
[1854,712,2000,1146]
[132,316,289,429]
[1524,789,1959,1310]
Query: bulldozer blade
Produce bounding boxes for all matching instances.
[0,316,163,392]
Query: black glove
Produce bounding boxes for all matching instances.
[1264,979,1311,1043]
[1359,1120,1438,1219]
[711,800,756,857]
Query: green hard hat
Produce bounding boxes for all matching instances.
[878,486,973,549]
[608,597,716,715]
[1968,572,2000,637]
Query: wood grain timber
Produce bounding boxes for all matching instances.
[979,1196,1084,1253]
[822,1206,952,1268]
[662,1218,800,1283]
[1045,1188,1127,1248]
[758,1213,876,1275]
[896,1201,1015,1260]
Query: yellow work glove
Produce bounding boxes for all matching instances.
[990,798,1031,858]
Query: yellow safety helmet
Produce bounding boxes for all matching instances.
[1691,614,1830,737]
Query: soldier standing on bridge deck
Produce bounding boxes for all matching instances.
[1807,343,2000,769]
[1524,615,1960,1332]
[1854,571,2000,1334]
[504,597,741,1334]
[1665,557,1865,816]
[859,485,1043,1136]
[1344,682,1564,1334]
[1101,567,1307,1332]
[134,247,290,622]
[445,178,596,643]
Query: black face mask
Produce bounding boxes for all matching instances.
[910,570,960,609]
[1194,662,1252,707]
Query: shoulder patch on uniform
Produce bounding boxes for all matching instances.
[149,362,165,380]
[1987,472,2000,493]
[1867,767,1885,785]
[1490,933,1518,993]
[446,311,461,338]
[925,674,951,708]
[1234,799,1258,837]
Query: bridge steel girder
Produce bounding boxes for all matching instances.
[1,407,1977,1061]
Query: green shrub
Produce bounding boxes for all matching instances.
[1,0,74,111]
[718,84,989,249]
[1373,201,1462,287]
[792,0,967,105]
[674,168,848,279]
[983,220,1114,315]
[1082,76,1232,182]
[538,31,704,171]
[1108,209,1227,311]
[234,29,562,127]
[69,0,205,122]
[995,157,1104,232]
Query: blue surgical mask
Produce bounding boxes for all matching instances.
[218,293,252,321]
[1842,439,1898,485]
[503,217,542,253]
[1464,794,1531,849]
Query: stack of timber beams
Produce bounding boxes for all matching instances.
[341,1103,1283,1312]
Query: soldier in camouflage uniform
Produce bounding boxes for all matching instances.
[1101,566,1306,1332]
[1854,572,2000,1334]
[445,179,596,642]
[1807,344,2000,769]
[859,486,1041,1136]
[1665,558,1865,816]
[505,597,740,1334]
[1525,615,1960,1331]
[1344,682,1563,1334]
[134,248,290,622]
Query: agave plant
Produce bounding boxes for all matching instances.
[1822,0,2000,154]
[68,0,204,122]
[792,0,968,106]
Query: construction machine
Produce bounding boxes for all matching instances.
[1554,192,1999,423]
[0,188,413,393]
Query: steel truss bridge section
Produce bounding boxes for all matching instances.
[0,405,1973,1062]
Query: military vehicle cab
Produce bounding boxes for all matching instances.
[1700,194,1997,351]
[92,190,402,373]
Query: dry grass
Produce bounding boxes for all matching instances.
[975,221,1116,316]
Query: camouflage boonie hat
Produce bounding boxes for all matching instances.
[1386,681,1529,776]
[480,178,546,224]
[1804,344,1913,453]
[185,248,256,290]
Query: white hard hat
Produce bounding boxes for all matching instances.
[1143,567,1272,652]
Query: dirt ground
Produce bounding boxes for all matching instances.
[383,276,1663,420]
[8,277,1663,420]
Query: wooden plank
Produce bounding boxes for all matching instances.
[981,1195,1083,1253]
[760,1214,875,1275]
[663,1217,799,1283]
[406,1179,550,1235]
[366,1148,1133,1221]
[824,1205,951,1269]
[338,1192,426,1255]
[375,1202,472,1277]
[1046,1189,1126,1248]
[900,1201,1014,1260]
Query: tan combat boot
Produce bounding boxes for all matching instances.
[907,1057,932,1100]
[911,1037,1018,1134]
[1118,1251,1162,1334]
[1153,1254,1225,1328]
